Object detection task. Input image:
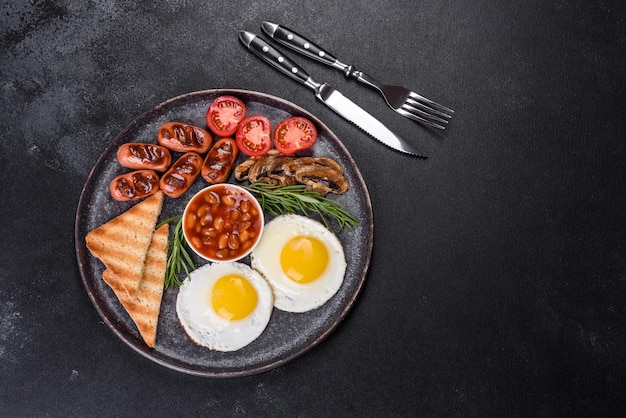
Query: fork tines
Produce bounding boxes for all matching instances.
[400,92,454,130]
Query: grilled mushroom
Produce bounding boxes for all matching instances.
[294,164,349,195]
[266,156,298,186]
[234,152,349,195]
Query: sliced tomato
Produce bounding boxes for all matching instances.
[236,115,272,156]
[273,117,317,155]
[206,95,246,137]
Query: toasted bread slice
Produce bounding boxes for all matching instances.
[86,191,165,298]
[102,223,169,347]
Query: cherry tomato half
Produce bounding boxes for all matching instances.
[273,117,317,155]
[236,115,272,156]
[206,95,246,137]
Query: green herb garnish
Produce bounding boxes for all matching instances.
[157,214,195,289]
[244,182,359,232]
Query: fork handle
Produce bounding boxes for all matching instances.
[262,22,381,87]
[343,67,382,90]
[262,22,348,72]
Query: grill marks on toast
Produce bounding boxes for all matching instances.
[85,190,168,347]
[102,223,169,348]
[86,191,165,298]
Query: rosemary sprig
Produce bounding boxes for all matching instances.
[244,182,359,232]
[157,214,195,289]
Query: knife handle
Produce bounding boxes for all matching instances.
[239,31,319,91]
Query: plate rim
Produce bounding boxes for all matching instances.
[74,88,374,377]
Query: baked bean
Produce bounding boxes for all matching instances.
[205,191,218,206]
[228,234,240,250]
[221,194,236,206]
[200,213,212,227]
[238,221,251,232]
[185,213,197,231]
[216,249,230,259]
[197,204,209,218]
[213,216,224,232]
[183,184,263,262]
[218,234,229,250]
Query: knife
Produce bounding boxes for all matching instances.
[238,31,425,158]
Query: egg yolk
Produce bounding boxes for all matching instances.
[211,274,258,321]
[280,235,329,284]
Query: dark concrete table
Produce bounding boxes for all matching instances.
[2,1,625,416]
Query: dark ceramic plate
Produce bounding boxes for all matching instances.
[75,89,373,377]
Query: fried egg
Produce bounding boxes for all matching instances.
[176,262,273,351]
[251,214,346,312]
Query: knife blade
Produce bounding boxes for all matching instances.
[238,31,425,158]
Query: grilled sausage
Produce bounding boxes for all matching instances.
[201,137,239,184]
[159,152,203,198]
[116,143,172,172]
[109,170,160,201]
[157,122,213,154]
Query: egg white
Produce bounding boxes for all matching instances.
[251,214,346,313]
[176,262,273,351]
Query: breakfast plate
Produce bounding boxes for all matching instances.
[75,89,373,377]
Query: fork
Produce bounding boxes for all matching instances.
[261,21,454,130]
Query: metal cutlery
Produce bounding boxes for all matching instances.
[239,30,426,158]
[261,21,454,130]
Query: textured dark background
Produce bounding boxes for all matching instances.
[2,0,625,416]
